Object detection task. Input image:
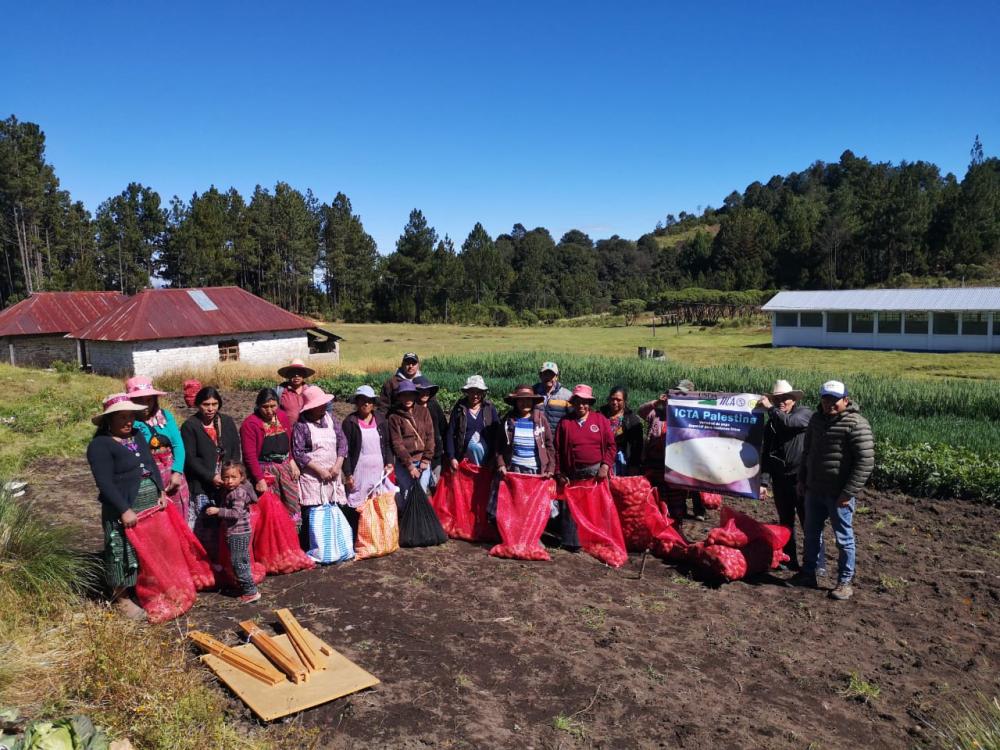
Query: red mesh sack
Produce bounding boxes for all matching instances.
[125,505,214,624]
[690,542,748,581]
[699,492,723,510]
[490,473,555,561]
[430,460,498,542]
[608,476,689,558]
[652,517,690,560]
[250,491,315,574]
[719,506,790,551]
[706,517,750,548]
[562,479,629,568]
[216,524,266,590]
[182,379,202,408]
[163,502,215,590]
[609,475,660,552]
[739,538,786,576]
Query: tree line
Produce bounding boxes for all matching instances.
[2,114,998,323]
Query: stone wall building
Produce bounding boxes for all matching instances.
[69,287,340,378]
[0,292,126,368]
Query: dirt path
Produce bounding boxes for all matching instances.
[32,390,1000,749]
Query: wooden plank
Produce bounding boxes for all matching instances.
[189,631,284,686]
[274,608,324,672]
[200,631,379,721]
[239,621,307,684]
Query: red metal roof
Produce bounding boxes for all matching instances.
[0,292,127,337]
[69,287,312,342]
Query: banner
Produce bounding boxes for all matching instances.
[664,391,765,499]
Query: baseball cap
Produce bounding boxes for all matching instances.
[539,361,559,375]
[353,384,377,400]
[819,380,848,399]
[402,352,419,363]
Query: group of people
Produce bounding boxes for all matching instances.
[87,352,875,620]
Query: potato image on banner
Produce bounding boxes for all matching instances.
[665,436,760,485]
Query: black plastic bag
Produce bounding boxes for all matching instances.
[399,483,447,547]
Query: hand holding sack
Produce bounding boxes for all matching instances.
[250,491,314,574]
[430,460,498,542]
[125,504,215,624]
[490,472,555,561]
[355,478,401,560]
[561,479,629,568]
[306,502,356,564]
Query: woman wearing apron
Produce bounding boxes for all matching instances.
[241,387,302,525]
[292,386,349,544]
[125,376,191,523]
[342,385,395,533]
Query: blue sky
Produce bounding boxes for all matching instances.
[3,1,998,253]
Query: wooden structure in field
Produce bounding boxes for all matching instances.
[190,609,378,721]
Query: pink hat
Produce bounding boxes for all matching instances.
[300,385,334,413]
[91,392,147,425]
[124,376,167,398]
[570,384,596,403]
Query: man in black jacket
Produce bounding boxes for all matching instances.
[792,380,875,601]
[760,379,815,571]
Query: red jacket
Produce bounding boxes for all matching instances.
[555,411,616,476]
[239,411,294,484]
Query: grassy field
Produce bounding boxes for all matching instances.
[331,322,1000,381]
[651,223,721,249]
[0,364,308,749]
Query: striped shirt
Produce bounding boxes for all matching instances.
[511,417,538,470]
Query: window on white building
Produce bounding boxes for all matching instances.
[826,312,849,333]
[961,312,988,335]
[933,312,958,335]
[775,313,798,327]
[904,312,928,334]
[878,312,902,334]
[800,312,823,327]
[218,340,240,361]
[852,312,874,333]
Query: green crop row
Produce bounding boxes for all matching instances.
[237,351,1000,504]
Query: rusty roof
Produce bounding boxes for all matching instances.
[70,287,313,342]
[0,292,127,337]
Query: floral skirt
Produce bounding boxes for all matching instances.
[102,478,159,590]
[262,459,302,527]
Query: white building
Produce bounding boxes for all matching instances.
[762,288,1000,352]
[69,287,340,377]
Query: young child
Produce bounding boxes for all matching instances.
[205,461,260,603]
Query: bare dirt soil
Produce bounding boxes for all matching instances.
[34,390,1000,749]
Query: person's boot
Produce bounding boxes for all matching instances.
[829,582,854,600]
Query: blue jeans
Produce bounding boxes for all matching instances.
[802,491,855,583]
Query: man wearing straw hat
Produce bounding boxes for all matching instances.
[760,379,814,572]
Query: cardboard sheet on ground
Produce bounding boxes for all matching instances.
[200,630,379,721]
[664,391,765,499]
